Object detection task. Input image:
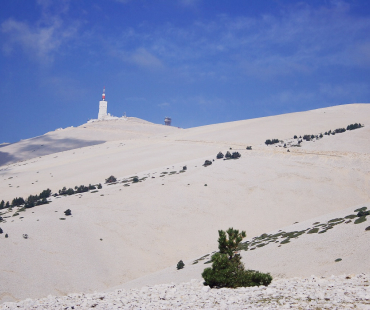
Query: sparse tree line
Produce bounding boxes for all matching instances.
[266,123,364,145]
[216,151,241,160]
[0,183,102,211]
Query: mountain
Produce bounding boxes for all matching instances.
[0,103,369,303]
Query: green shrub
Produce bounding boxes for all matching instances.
[231,152,241,159]
[345,214,356,219]
[64,209,72,216]
[133,177,139,183]
[39,189,51,199]
[217,152,224,159]
[105,175,117,184]
[347,123,362,130]
[75,185,89,193]
[5,233,8,238]
[177,260,185,270]
[354,216,367,224]
[335,258,342,262]
[12,197,25,207]
[334,128,346,133]
[202,228,272,288]
[307,228,319,234]
[265,139,279,145]
[357,210,370,217]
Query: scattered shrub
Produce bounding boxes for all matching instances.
[334,128,346,134]
[11,197,25,207]
[354,216,367,224]
[335,258,342,262]
[357,210,370,217]
[231,152,241,159]
[203,160,212,167]
[265,139,279,145]
[5,233,8,238]
[0,200,4,210]
[97,183,102,189]
[39,189,51,199]
[354,206,367,212]
[75,185,89,193]
[202,228,272,288]
[225,151,231,159]
[183,166,187,170]
[23,234,28,239]
[307,228,319,234]
[217,152,224,159]
[365,226,370,231]
[0,227,3,234]
[59,187,75,196]
[303,135,311,141]
[177,260,185,270]
[105,175,117,184]
[294,135,297,139]
[319,133,323,138]
[246,146,252,150]
[64,209,72,216]
[133,177,139,183]
[347,123,362,130]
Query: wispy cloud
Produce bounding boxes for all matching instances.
[1,0,77,64]
[108,2,370,80]
[158,102,170,108]
[111,47,164,70]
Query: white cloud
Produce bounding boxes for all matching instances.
[1,18,77,63]
[158,102,170,108]
[1,0,76,64]
[107,2,370,80]
[112,47,164,70]
[131,48,163,69]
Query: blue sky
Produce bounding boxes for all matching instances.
[1,0,370,143]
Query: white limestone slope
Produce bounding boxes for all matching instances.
[0,103,369,304]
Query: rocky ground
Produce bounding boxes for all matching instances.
[1,274,369,309]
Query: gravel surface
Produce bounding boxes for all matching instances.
[1,274,369,309]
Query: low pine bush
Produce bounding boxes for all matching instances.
[217,152,224,159]
[265,139,279,145]
[347,123,362,130]
[177,260,185,270]
[202,228,272,288]
[105,175,117,184]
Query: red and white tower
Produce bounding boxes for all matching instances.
[102,87,106,101]
[98,87,108,120]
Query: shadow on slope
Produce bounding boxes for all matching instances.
[0,136,106,167]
